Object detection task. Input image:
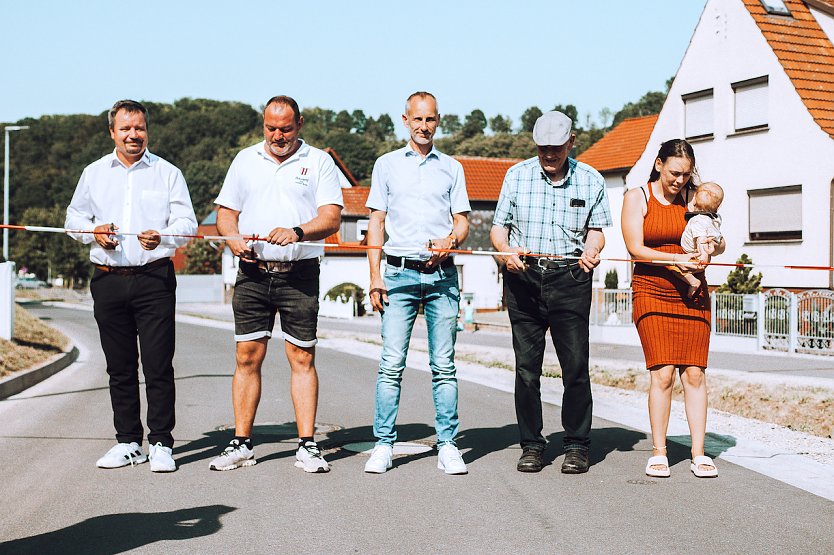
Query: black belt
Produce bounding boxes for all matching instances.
[245,258,318,274]
[521,256,576,270]
[94,257,170,275]
[386,255,454,274]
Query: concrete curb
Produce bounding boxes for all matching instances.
[0,345,79,400]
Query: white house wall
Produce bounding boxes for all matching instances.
[455,254,503,309]
[596,172,631,288]
[627,0,834,289]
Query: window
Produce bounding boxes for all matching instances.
[733,76,768,132]
[760,0,791,16]
[355,218,369,240]
[748,186,802,241]
[683,89,714,140]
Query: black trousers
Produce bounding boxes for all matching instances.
[90,261,177,448]
[504,264,593,450]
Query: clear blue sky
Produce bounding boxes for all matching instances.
[1,1,707,134]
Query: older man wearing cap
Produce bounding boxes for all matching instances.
[490,110,611,474]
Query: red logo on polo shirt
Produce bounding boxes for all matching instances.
[301,167,308,175]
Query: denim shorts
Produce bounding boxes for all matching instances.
[232,260,320,347]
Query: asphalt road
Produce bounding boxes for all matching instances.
[0,306,830,554]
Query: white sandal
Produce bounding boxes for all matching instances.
[690,455,718,478]
[645,448,671,478]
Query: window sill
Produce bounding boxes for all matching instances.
[727,126,769,138]
[685,134,714,143]
[743,239,802,246]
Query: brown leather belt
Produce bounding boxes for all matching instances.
[94,257,170,275]
[386,255,454,274]
[247,258,318,274]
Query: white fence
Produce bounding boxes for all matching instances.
[591,288,834,356]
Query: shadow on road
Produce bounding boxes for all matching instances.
[0,504,236,555]
[322,423,437,468]
[667,432,737,464]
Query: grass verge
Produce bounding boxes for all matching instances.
[0,305,70,378]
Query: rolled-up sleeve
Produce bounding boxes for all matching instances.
[315,154,344,208]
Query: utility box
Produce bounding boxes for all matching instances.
[0,261,15,340]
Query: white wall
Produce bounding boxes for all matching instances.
[627,0,834,289]
[456,254,503,309]
[596,172,632,287]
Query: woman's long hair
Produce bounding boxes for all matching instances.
[648,139,699,191]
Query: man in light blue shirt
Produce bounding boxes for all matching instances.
[364,91,471,475]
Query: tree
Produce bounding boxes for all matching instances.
[453,133,536,159]
[717,254,763,294]
[351,110,367,134]
[552,104,579,124]
[333,110,354,132]
[365,114,396,142]
[604,269,619,289]
[10,205,90,287]
[520,106,543,132]
[440,114,462,136]
[324,132,378,181]
[461,109,487,138]
[489,115,512,134]
[612,90,668,127]
[182,239,222,274]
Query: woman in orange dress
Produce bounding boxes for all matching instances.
[621,139,725,478]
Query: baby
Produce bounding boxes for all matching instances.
[670,182,724,297]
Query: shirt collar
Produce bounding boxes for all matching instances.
[404,142,439,159]
[109,148,153,169]
[258,139,309,165]
[540,157,576,187]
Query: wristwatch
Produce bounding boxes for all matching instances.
[292,226,304,241]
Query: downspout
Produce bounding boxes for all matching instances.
[830,178,834,290]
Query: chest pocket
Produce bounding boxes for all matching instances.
[564,205,591,231]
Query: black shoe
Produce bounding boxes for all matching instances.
[517,448,544,473]
[561,449,590,474]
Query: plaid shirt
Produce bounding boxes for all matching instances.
[492,157,612,256]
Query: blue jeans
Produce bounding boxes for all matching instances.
[373,263,461,446]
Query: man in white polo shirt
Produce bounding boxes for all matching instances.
[209,95,343,473]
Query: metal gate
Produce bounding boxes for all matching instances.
[796,290,834,355]
[762,288,791,352]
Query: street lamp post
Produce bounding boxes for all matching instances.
[3,125,30,261]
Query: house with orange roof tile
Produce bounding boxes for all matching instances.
[577,115,659,287]
[628,0,834,289]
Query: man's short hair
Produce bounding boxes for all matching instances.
[265,95,302,123]
[405,91,437,114]
[108,100,148,129]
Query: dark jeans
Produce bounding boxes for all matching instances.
[90,261,177,448]
[504,264,593,451]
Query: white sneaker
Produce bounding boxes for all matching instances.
[295,441,330,473]
[437,443,467,475]
[96,442,148,468]
[364,444,394,474]
[149,442,176,472]
[209,440,256,471]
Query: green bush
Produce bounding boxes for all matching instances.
[604,268,619,290]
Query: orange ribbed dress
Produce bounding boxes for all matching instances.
[632,187,710,368]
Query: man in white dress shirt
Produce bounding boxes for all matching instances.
[66,99,197,472]
[209,95,342,473]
